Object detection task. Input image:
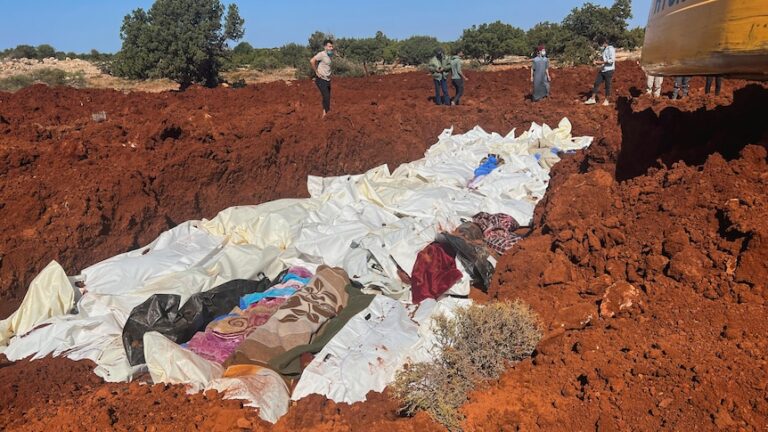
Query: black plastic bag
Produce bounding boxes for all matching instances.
[436,227,495,292]
[122,276,272,366]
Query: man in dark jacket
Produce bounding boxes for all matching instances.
[428,48,451,106]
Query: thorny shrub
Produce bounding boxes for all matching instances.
[392,301,542,431]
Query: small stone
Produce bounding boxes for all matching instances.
[667,247,710,282]
[658,398,673,409]
[584,274,613,296]
[555,303,596,330]
[600,281,641,318]
[236,418,252,429]
[543,254,572,286]
[713,409,736,429]
[645,254,669,273]
[536,328,566,356]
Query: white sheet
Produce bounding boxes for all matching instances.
[2,119,591,417]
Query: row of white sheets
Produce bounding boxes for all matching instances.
[0,119,591,422]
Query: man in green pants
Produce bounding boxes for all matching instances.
[450,50,469,105]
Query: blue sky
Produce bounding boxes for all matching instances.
[0,0,650,53]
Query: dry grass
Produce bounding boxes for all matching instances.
[392,301,542,431]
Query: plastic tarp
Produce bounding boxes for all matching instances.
[0,261,74,349]
[3,222,283,381]
[145,331,224,393]
[291,295,470,403]
[205,370,290,424]
[123,277,272,366]
[144,331,290,423]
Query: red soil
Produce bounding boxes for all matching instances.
[1,62,767,431]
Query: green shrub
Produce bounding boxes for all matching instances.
[295,55,366,79]
[559,36,597,66]
[280,43,311,68]
[0,68,86,92]
[398,36,441,66]
[0,75,34,92]
[460,21,529,64]
[392,301,542,431]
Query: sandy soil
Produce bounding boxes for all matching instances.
[1,62,766,431]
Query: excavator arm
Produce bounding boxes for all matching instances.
[641,0,768,80]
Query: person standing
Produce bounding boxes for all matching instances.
[531,45,551,102]
[585,37,616,106]
[705,75,723,96]
[646,74,663,97]
[310,39,334,117]
[672,76,691,99]
[450,50,469,105]
[428,48,451,106]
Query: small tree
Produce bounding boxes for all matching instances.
[308,31,334,53]
[36,44,56,59]
[460,21,529,64]
[231,41,255,66]
[398,36,440,66]
[622,27,646,49]
[280,43,310,68]
[344,38,382,74]
[10,45,38,59]
[382,41,400,64]
[560,36,597,66]
[112,0,244,89]
[563,0,632,46]
[527,22,572,57]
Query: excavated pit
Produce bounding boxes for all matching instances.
[1,62,767,431]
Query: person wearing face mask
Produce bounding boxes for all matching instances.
[428,48,451,106]
[531,45,551,102]
[310,39,334,117]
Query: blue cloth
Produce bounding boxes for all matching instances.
[474,156,500,177]
[282,273,310,285]
[212,313,238,322]
[239,287,298,310]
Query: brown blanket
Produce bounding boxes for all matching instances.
[227,265,350,366]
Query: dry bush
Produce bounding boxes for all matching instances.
[393,361,474,431]
[392,301,542,431]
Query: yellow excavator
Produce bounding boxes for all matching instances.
[641,0,768,79]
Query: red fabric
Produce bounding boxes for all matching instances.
[411,243,463,304]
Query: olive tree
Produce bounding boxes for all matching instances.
[113,0,244,89]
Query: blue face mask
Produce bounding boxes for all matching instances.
[326,49,334,57]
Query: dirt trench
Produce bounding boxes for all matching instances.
[1,63,767,431]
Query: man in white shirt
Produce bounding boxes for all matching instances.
[310,39,334,117]
[585,37,616,106]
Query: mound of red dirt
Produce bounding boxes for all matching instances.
[1,63,767,431]
[0,65,626,318]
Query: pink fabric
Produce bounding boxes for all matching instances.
[187,332,245,364]
[287,266,313,279]
[244,297,287,327]
[189,297,288,364]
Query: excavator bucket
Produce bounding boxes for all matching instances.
[641,0,768,80]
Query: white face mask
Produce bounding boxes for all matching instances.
[540,50,546,57]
